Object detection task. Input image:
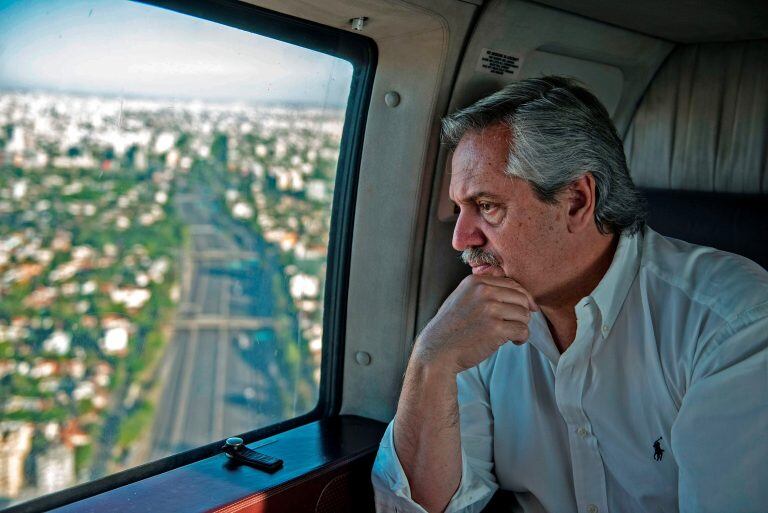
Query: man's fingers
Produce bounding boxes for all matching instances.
[496,320,530,343]
[487,302,530,322]
[477,276,539,311]
[487,288,533,310]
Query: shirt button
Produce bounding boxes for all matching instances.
[577,427,589,438]
[587,504,599,513]
[601,325,609,336]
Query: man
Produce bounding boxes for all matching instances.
[371,76,768,513]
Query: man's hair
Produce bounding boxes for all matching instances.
[441,76,646,235]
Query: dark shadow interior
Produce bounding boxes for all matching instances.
[643,189,768,270]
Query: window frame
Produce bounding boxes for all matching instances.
[3,0,376,511]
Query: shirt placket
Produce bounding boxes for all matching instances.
[554,304,610,513]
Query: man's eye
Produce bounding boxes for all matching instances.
[478,202,495,213]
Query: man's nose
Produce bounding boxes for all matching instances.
[452,211,486,251]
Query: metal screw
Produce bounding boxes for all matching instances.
[384,91,401,108]
[350,16,368,31]
[225,437,243,451]
[355,351,372,366]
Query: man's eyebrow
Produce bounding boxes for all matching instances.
[461,191,504,202]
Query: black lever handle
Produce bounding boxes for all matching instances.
[222,437,283,473]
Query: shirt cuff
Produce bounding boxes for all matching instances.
[371,421,495,513]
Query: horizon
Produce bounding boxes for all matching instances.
[0,85,349,110]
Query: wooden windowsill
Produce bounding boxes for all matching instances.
[51,416,386,513]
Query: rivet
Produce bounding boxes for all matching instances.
[350,17,368,31]
[384,91,401,108]
[355,351,372,366]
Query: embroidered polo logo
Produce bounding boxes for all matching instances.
[653,437,665,461]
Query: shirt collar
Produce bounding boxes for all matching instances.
[585,228,642,337]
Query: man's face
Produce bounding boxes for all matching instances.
[449,124,568,298]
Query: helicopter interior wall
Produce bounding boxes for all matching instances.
[440,0,673,138]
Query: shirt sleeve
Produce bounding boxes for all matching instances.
[671,302,768,513]
[371,365,499,513]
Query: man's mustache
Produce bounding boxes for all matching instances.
[461,247,501,268]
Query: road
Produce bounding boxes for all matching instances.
[149,183,300,458]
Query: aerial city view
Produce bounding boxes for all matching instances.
[0,90,345,506]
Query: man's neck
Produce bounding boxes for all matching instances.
[539,233,619,353]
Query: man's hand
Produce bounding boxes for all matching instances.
[413,275,539,374]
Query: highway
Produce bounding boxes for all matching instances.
[149,184,300,458]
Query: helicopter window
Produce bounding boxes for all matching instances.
[0,0,373,508]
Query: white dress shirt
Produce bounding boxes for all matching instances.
[372,226,768,513]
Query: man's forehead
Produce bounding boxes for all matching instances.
[449,170,503,199]
[449,125,512,200]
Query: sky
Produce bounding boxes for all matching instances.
[0,0,353,106]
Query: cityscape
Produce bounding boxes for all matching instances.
[0,90,344,506]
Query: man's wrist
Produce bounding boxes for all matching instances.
[410,335,460,378]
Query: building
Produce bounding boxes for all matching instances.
[0,422,34,498]
[35,445,75,495]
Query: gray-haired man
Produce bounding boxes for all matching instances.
[372,76,768,513]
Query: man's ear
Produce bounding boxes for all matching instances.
[565,173,596,234]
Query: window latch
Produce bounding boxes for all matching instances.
[223,437,283,473]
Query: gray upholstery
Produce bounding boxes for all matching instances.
[624,40,768,192]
